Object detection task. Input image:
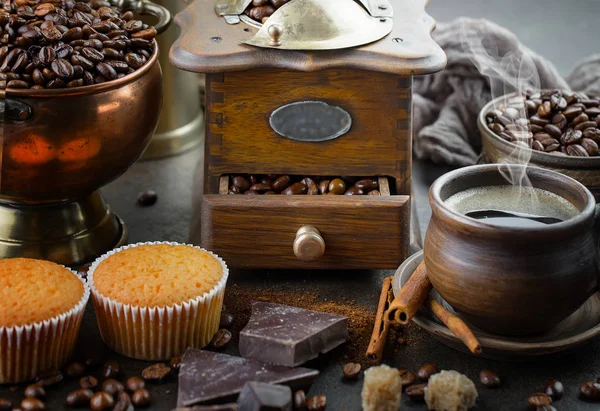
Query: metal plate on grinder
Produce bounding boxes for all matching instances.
[269,101,352,142]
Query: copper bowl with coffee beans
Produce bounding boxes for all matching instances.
[479,90,600,199]
[0,0,170,203]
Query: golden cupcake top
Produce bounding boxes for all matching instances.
[92,244,224,308]
[0,258,85,328]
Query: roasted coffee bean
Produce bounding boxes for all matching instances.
[417,364,438,381]
[124,52,142,68]
[586,107,600,117]
[544,124,562,139]
[36,370,63,387]
[51,58,73,78]
[95,61,116,79]
[397,369,415,387]
[544,379,564,401]
[306,395,326,411]
[318,180,330,195]
[355,179,378,191]
[542,139,560,152]
[81,46,103,62]
[101,360,121,379]
[248,183,272,194]
[532,140,544,151]
[20,398,45,411]
[101,379,124,397]
[282,182,308,195]
[533,132,552,142]
[573,112,589,125]
[271,175,290,192]
[169,355,183,373]
[344,186,364,196]
[575,120,597,131]
[485,109,503,123]
[7,78,28,88]
[113,392,132,411]
[328,178,346,195]
[232,176,251,192]
[342,363,361,380]
[219,312,234,328]
[526,99,538,114]
[71,54,94,70]
[38,45,56,64]
[125,377,145,393]
[131,388,151,408]
[529,115,549,126]
[137,189,157,206]
[405,383,426,400]
[84,38,103,49]
[567,144,589,157]
[104,59,129,72]
[80,375,98,389]
[142,363,171,383]
[561,129,582,145]
[90,392,114,411]
[582,138,599,156]
[66,388,93,408]
[563,105,583,119]
[551,113,567,129]
[528,393,552,407]
[489,122,504,134]
[479,370,501,388]
[537,101,552,118]
[368,189,381,196]
[209,329,232,350]
[580,382,600,401]
[293,390,307,411]
[24,385,45,399]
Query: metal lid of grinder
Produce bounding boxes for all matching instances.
[215,0,394,50]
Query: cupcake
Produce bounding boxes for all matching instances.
[88,242,228,361]
[0,258,89,384]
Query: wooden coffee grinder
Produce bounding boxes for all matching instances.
[171,0,445,269]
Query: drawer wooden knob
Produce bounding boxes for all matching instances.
[293,225,325,262]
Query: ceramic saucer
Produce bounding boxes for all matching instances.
[393,251,600,361]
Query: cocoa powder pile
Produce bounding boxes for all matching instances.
[223,284,380,368]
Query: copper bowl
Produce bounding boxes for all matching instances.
[479,92,600,200]
[0,42,163,204]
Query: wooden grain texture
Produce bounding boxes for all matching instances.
[205,69,411,195]
[200,194,410,269]
[170,0,446,75]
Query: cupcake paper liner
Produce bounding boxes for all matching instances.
[88,241,229,361]
[0,270,89,384]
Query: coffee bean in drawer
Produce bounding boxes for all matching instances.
[227,175,382,196]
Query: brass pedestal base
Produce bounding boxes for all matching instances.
[0,191,127,268]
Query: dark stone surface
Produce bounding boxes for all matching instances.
[1,1,600,410]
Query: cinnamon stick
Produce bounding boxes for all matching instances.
[387,261,431,325]
[366,276,394,362]
[426,297,482,355]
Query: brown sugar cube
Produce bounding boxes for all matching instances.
[361,364,402,411]
[424,370,478,411]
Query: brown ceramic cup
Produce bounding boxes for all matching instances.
[424,164,599,336]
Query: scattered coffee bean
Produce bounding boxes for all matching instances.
[35,370,63,387]
[65,362,86,379]
[142,363,171,383]
[24,385,45,399]
[209,328,232,350]
[294,390,307,411]
[342,363,361,380]
[580,381,600,401]
[113,391,132,411]
[405,383,426,400]
[528,393,552,407]
[101,379,124,397]
[0,398,11,411]
[487,90,600,157]
[219,312,234,329]
[20,398,45,411]
[479,370,501,388]
[306,394,326,411]
[544,379,564,401]
[80,375,99,389]
[131,388,152,408]
[137,190,157,206]
[90,392,114,411]
[125,377,146,392]
[66,388,94,408]
[397,369,416,387]
[417,364,438,381]
[102,360,121,379]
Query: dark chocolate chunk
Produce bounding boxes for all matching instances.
[177,349,318,407]
[239,302,348,367]
[237,382,292,411]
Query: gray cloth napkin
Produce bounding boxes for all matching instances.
[414,17,600,166]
